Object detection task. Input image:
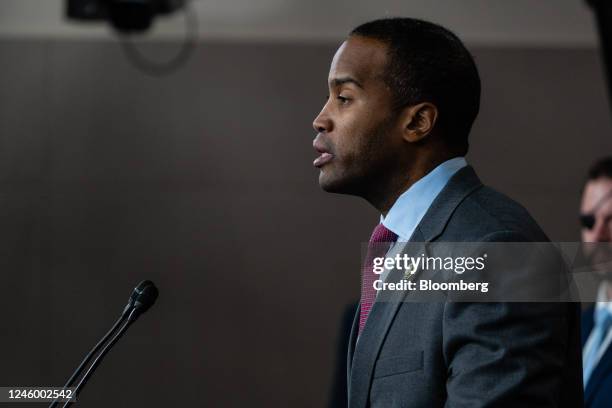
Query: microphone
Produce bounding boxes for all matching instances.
[122,280,159,319]
[49,280,159,408]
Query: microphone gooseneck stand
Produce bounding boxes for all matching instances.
[48,281,159,408]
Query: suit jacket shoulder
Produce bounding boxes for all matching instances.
[426,167,549,242]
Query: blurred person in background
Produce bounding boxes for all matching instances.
[581,157,612,408]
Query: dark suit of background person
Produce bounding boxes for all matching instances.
[579,157,612,408]
[311,18,583,407]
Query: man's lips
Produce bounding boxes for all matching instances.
[313,152,334,168]
[313,137,334,168]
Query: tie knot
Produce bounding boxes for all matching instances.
[596,307,612,330]
[370,223,398,244]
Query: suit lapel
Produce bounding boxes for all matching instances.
[347,166,483,408]
[346,233,425,397]
[349,236,426,408]
[415,166,483,242]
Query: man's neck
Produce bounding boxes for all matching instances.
[371,155,459,217]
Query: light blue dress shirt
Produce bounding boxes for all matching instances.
[583,282,612,387]
[381,157,467,242]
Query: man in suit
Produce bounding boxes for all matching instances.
[581,157,612,407]
[312,18,583,407]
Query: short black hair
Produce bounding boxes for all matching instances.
[587,157,612,180]
[350,18,481,153]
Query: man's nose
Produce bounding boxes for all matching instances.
[313,106,332,133]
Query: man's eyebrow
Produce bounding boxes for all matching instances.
[330,77,364,89]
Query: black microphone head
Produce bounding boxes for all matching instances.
[130,280,154,302]
[123,280,158,319]
[132,280,159,316]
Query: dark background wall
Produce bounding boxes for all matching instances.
[0,39,610,407]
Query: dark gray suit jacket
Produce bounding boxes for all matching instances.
[347,166,583,407]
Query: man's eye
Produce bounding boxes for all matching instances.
[337,95,350,104]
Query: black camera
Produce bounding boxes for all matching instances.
[66,0,186,32]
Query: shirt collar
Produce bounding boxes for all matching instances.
[596,281,612,314]
[381,157,467,242]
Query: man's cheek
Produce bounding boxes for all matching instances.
[338,148,358,171]
[336,132,359,162]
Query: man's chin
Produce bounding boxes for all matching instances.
[318,173,338,192]
[318,171,357,195]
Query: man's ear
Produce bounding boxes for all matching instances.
[399,102,438,143]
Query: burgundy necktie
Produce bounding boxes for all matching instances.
[359,223,398,335]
